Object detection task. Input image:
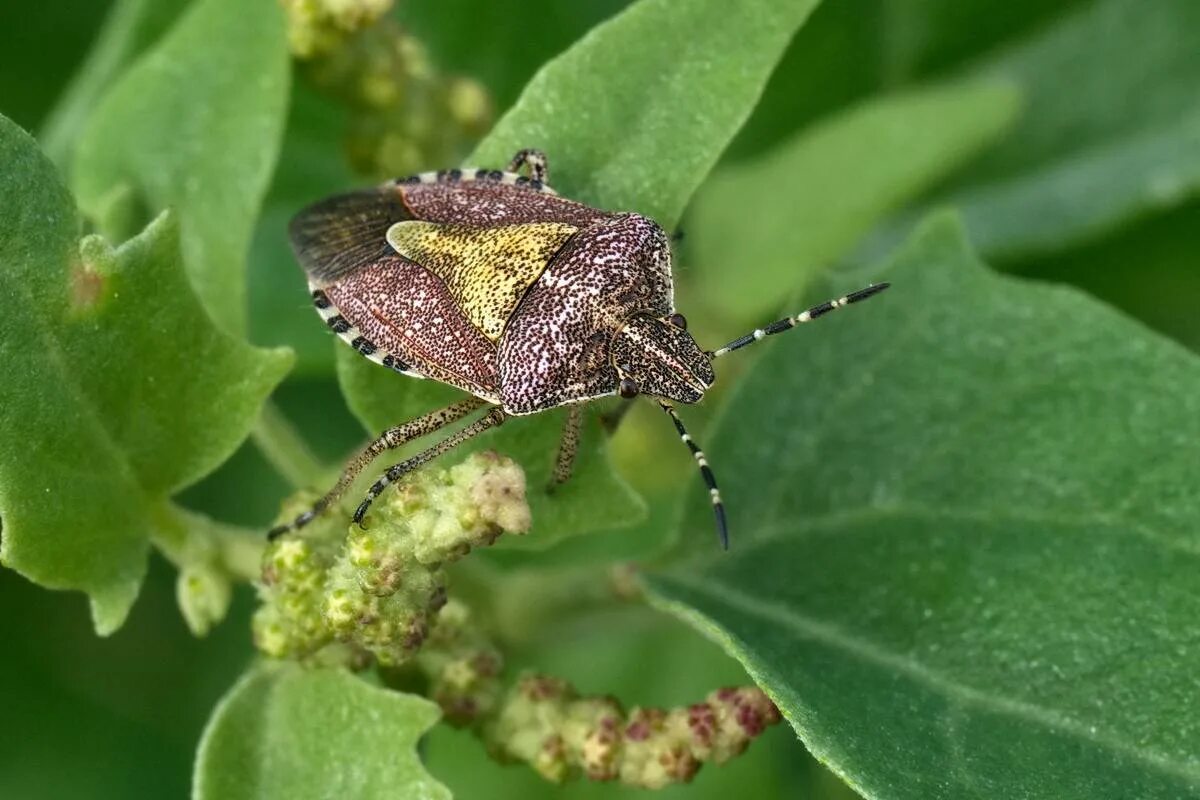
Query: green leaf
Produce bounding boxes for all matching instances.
[470,0,824,230]
[39,0,192,168]
[194,664,449,800]
[398,0,632,112]
[1018,199,1200,355]
[0,0,121,135]
[690,79,1020,318]
[0,115,292,634]
[868,0,1200,262]
[341,0,824,550]
[723,0,1084,161]
[648,214,1200,799]
[72,0,290,334]
[248,83,356,378]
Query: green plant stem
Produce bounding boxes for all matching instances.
[452,560,641,646]
[148,501,190,566]
[211,528,268,583]
[38,0,168,167]
[252,399,326,489]
[149,502,264,583]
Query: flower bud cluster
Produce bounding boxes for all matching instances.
[280,0,492,180]
[253,452,529,666]
[481,676,782,789]
[413,599,505,725]
[280,0,394,59]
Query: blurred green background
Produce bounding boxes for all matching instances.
[2,0,1197,797]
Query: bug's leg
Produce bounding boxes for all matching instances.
[709,282,891,359]
[267,397,488,539]
[599,396,635,434]
[354,407,508,526]
[660,402,729,550]
[548,405,583,491]
[507,148,549,183]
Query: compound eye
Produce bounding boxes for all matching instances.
[667,313,688,330]
[619,377,640,399]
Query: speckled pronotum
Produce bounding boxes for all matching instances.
[271,149,890,547]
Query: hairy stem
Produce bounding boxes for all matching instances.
[150,502,265,635]
[452,559,642,646]
[251,399,326,489]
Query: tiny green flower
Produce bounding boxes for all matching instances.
[176,562,232,637]
[280,0,394,58]
[253,453,529,667]
[479,674,781,788]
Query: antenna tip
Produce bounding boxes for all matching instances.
[715,504,730,550]
[854,281,891,300]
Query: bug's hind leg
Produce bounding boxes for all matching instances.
[268,397,488,539]
[507,149,549,183]
[548,405,583,492]
[354,407,508,526]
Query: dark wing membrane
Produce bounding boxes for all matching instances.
[289,188,411,284]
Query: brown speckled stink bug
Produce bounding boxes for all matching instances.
[270,149,889,547]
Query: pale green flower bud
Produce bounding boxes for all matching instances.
[176,562,232,637]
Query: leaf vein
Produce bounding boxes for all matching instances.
[682,504,1200,576]
[661,573,1200,787]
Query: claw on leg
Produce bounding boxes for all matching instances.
[266,398,487,540]
[350,407,507,527]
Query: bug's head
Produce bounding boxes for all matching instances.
[611,312,714,404]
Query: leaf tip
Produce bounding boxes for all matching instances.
[89,576,142,636]
[902,208,982,268]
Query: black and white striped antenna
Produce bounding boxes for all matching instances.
[678,281,890,549]
[711,283,890,359]
[660,401,728,550]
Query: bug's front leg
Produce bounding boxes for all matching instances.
[267,397,488,539]
[354,407,509,526]
[507,148,549,183]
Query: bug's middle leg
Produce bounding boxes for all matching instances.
[507,148,549,183]
[268,397,488,539]
[354,407,509,525]
[548,405,583,491]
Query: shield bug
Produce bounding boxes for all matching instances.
[270,149,889,547]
